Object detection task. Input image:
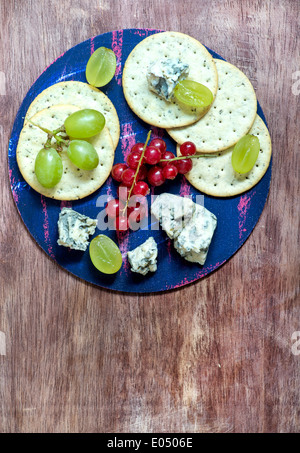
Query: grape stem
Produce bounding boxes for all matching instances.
[121,130,152,215]
[28,119,52,135]
[28,120,69,150]
[53,133,69,145]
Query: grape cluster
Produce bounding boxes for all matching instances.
[33,109,105,188]
[108,138,196,231]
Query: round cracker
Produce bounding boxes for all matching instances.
[17,105,115,200]
[169,59,257,152]
[122,31,218,128]
[25,81,120,149]
[177,115,272,197]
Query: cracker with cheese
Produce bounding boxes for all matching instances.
[168,59,257,153]
[122,31,218,128]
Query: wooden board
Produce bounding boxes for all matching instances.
[0,0,299,433]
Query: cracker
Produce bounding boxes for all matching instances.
[177,115,272,197]
[25,81,120,149]
[169,59,257,152]
[122,31,218,128]
[17,105,115,200]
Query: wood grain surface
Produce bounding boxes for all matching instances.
[0,0,299,433]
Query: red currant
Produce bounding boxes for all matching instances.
[180,141,196,156]
[132,180,150,196]
[128,201,146,217]
[159,151,175,167]
[105,198,125,218]
[128,204,147,229]
[175,158,193,174]
[131,142,145,155]
[147,166,165,186]
[117,184,130,201]
[136,164,148,181]
[111,163,128,182]
[149,138,167,154]
[121,167,136,187]
[115,215,129,231]
[126,151,142,169]
[144,146,162,165]
[162,164,178,180]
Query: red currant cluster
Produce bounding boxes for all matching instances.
[107,138,196,231]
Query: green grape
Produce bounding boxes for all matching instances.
[86,47,117,87]
[89,235,122,274]
[174,80,213,108]
[231,135,260,174]
[34,147,63,188]
[64,109,105,139]
[67,140,99,171]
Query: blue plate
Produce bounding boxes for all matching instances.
[8,29,272,293]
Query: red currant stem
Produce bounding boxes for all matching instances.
[160,153,217,163]
[121,130,152,215]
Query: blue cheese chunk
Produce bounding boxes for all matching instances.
[151,193,217,265]
[127,237,158,276]
[151,193,195,239]
[57,208,97,251]
[174,204,217,265]
[147,58,189,101]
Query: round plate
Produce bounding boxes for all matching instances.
[8,28,272,293]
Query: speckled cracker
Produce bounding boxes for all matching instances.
[122,31,218,128]
[169,59,257,152]
[25,81,120,149]
[177,115,271,197]
[17,105,115,200]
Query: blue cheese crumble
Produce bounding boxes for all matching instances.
[127,237,158,276]
[147,58,189,101]
[174,204,217,265]
[151,193,217,265]
[151,193,195,239]
[57,208,97,251]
